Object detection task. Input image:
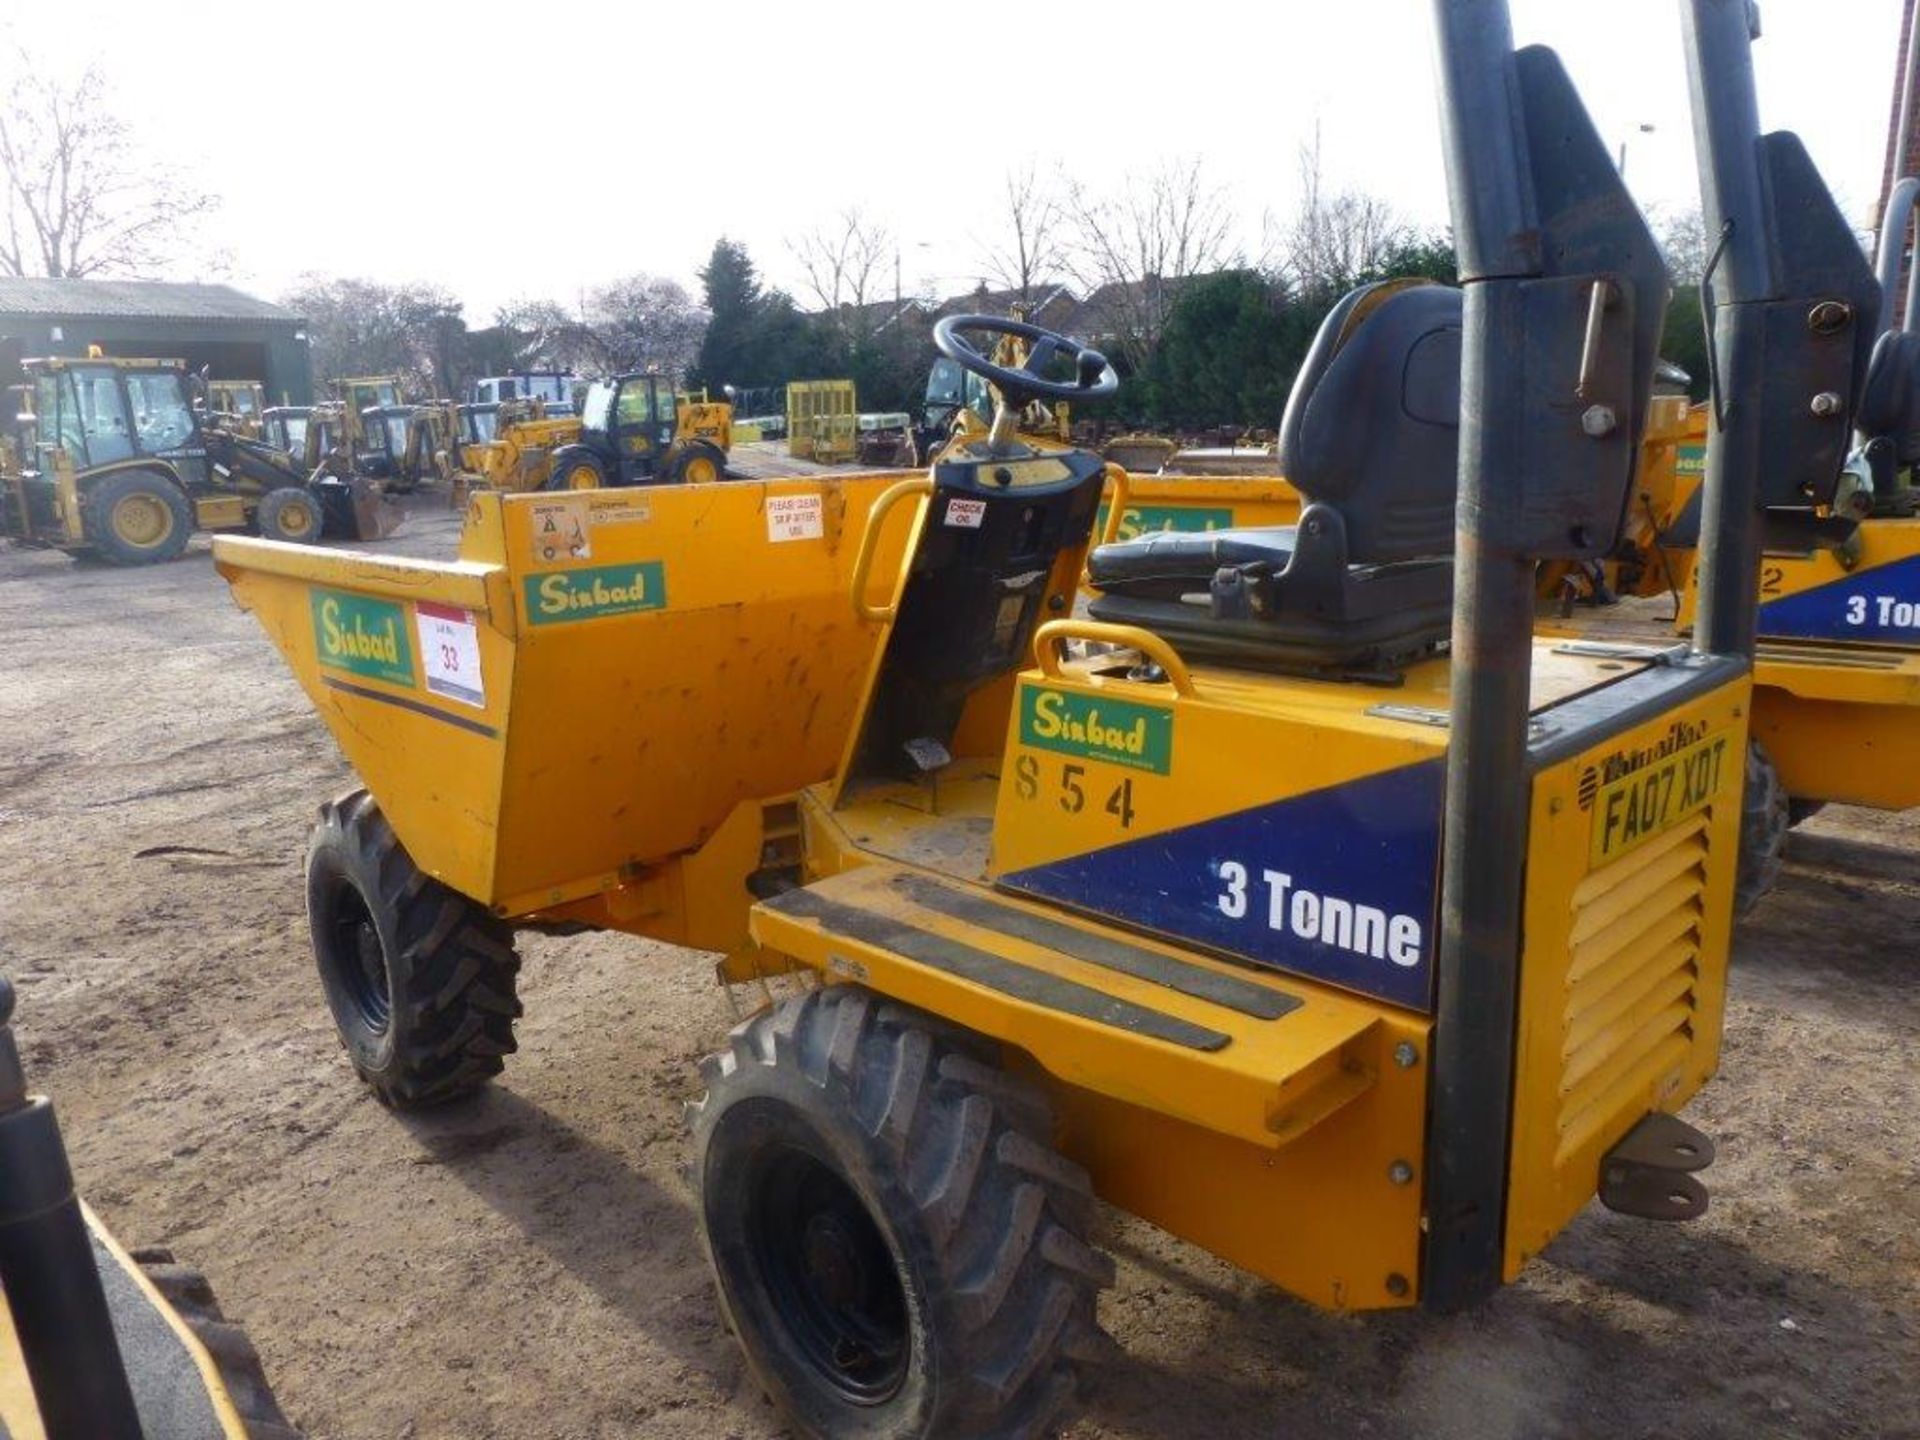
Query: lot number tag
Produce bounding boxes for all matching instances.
[415,602,485,708]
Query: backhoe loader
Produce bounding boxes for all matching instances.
[212,3,1871,1436]
[0,974,301,1438]
[1,355,394,565]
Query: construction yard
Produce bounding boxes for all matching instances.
[1,492,1915,1440]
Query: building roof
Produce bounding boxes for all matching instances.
[0,277,302,325]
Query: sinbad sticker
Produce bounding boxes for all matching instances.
[311,589,415,687]
[1093,503,1235,539]
[1018,685,1171,775]
[524,562,666,624]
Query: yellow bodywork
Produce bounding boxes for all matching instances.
[217,444,1745,1314]
[741,630,1746,1307]
[215,474,917,937]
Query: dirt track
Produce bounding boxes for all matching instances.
[2,494,1916,1440]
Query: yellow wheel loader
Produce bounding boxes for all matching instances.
[0,976,301,1439]
[0,356,394,565]
[211,3,1875,1435]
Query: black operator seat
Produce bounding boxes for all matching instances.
[1088,278,1464,674]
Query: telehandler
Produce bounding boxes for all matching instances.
[1,355,394,564]
[441,373,733,494]
[545,372,732,489]
[0,975,301,1438]
[212,2,1872,1435]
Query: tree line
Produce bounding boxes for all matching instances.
[2,53,1712,426]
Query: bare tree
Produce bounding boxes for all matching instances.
[977,165,1065,305]
[496,278,707,377]
[0,57,218,279]
[791,209,892,340]
[1273,131,1410,299]
[1060,158,1235,370]
[585,275,707,375]
[1651,204,1711,285]
[282,277,465,396]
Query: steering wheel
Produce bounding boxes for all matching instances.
[932,314,1118,408]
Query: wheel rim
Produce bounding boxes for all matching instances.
[325,884,391,1035]
[685,454,718,484]
[565,464,599,490]
[277,498,317,537]
[112,493,174,548]
[746,1145,908,1405]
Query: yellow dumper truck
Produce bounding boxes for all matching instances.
[212,3,1873,1436]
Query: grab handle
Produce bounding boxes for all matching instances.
[1032,619,1196,698]
[1097,464,1132,548]
[849,476,934,622]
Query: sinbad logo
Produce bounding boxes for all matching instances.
[1094,503,1235,540]
[310,590,414,687]
[525,561,667,624]
[1020,686,1172,774]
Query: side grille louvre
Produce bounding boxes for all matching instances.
[1556,814,1709,1164]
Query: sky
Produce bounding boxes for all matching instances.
[1,0,1906,321]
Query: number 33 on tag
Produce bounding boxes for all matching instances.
[415,602,486,708]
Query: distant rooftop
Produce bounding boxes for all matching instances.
[0,277,302,324]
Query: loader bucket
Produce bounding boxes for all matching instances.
[213,474,918,927]
[314,476,403,541]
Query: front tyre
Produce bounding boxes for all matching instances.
[690,987,1114,1440]
[256,486,324,544]
[544,447,608,491]
[305,789,521,1106]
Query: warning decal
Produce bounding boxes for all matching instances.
[529,498,590,563]
[415,602,486,708]
[767,493,825,543]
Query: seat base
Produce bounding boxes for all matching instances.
[1088,589,1450,679]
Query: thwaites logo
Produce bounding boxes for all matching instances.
[1018,685,1172,775]
[523,562,667,625]
[1577,716,1712,811]
[310,589,414,687]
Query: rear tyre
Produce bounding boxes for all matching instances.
[305,789,521,1106]
[256,487,324,544]
[85,470,193,565]
[1735,740,1789,916]
[131,1250,304,1439]
[690,986,1114,1440]
[544,448,608,491]
[670,441,726,485]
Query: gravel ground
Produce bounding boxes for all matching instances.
[1,483,1915,1440]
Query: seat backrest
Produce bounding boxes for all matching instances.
[1277,279,1462,562]
[1859,327,1920,466]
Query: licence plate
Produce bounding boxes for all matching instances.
[1589,731,1732,866]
